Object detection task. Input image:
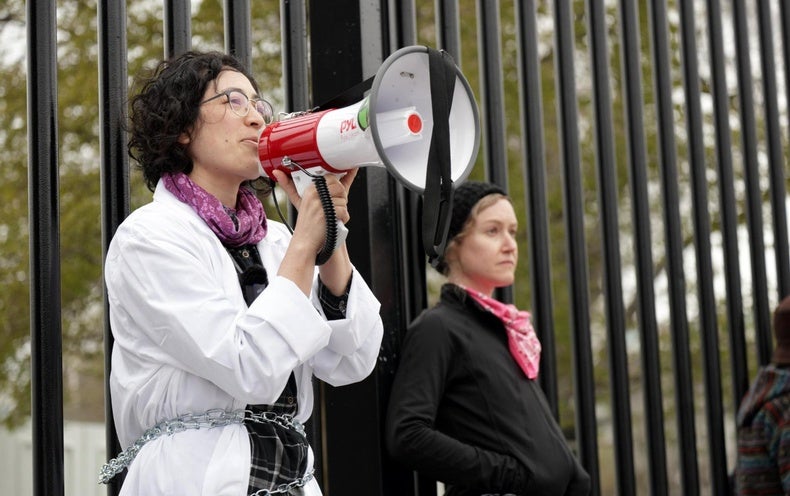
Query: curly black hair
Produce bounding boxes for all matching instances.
[127,51,263,192]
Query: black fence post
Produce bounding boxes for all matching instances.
[98,0,129,494]
[164,0,192,58]
[27,0,64,495]
[307,1,418,494]
[224,0,252,69]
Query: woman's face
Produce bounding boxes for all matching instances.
[181,69,266,204]
[447,197,518,296]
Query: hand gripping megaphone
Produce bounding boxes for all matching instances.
[258,45,481,265]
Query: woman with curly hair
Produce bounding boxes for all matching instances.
[101,50,383,496]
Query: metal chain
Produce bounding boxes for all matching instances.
[98,408,308,491]
[248,468,315,495]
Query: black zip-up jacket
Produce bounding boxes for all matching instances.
[386,284,590,496]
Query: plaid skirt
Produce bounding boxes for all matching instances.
[246,373,309,495]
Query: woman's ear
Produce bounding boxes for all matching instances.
[178,132,190,145]
[441,242,458,275]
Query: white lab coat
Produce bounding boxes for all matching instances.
[104,181,383,495]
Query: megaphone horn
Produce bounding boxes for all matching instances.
[258,45,480,195]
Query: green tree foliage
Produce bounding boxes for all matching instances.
[0,2,38,428]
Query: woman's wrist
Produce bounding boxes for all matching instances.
[318,244,352,295]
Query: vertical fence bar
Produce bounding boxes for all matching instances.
[476,0,508,192]
[716,2,756,413]
[727,0,777,470]
[399,3,431,494]
[373,176,423,496]
[732,0,772,365]
[280,0,310,143]
[588,0,637,492]
[436,0,460,62]
[391,0,416,52]
[281,0,309,112]
[476,0,511,305]
[389,6,433,496]
[641,0,709,494]
[782,0,790,303]
[784,3,790,163]
[701,1,734,492]
[552,0,600,493]
[384,0,424,339]
[387,4,423,323]
[225,0,252,68]
[756,0,790,300]
[515,0,559,418]
[705,0,748,426]
[674,0,706,492]
[164,0,192,58]
[27,0,64,494]
[98,0,129,494]
[619,0,674,495]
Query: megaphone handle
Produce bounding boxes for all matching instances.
[292,170,347,265]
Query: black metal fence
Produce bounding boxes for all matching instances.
[27,1,790,495]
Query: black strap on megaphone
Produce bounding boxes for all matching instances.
[422,48,457,267]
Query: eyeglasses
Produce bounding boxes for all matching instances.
[201,89,274,124]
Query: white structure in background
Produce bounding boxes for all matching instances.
[0,420,106,496]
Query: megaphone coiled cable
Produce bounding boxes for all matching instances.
[311,175,338,266]
[266,159,339,266]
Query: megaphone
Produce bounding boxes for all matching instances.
[259,45,480,264]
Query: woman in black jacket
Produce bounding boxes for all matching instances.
[386,181,590,496]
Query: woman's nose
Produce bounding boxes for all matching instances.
[245,109,263,127]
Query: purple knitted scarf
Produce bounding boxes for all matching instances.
[163,172,267,247]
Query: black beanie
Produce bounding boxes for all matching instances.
[446,180,507,242]
[434,181,507,273]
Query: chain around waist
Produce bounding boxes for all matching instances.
[98,408,306,485]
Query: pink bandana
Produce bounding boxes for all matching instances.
[466,288,542,379]
[162,172,267,247]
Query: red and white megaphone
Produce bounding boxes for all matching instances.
[259,45,480,263]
